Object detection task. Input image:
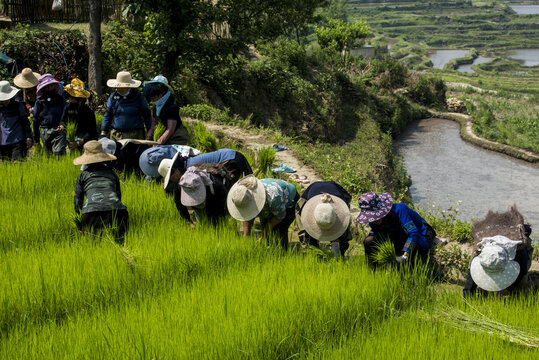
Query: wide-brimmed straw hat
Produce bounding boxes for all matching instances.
[227,175,266,221]
[13,68,41,88]
[36,74,62,98]
[145,74,173,94]
[356,192,393,223]
[301,193,350,242]
[107,71,141,88]
[64,78,91,98]
[0,80,19,101]
[74,140,117,165]
[470,236,522,292]
[179,167,213,207]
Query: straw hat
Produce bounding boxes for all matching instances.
[179,167,213,207]
[73,140,117,165]
[0,80,19,101]
[106,71,141,88]
[64,78,91,98]
[301,193,350,242]
[13,68,41,88]
[470,236,522,292]
[227,175,266,221]
[356,192,393,223]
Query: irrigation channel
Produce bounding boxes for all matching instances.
[395,118,539,236]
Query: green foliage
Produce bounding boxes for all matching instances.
[407,73,447,108]
[416,201,472,243]
[0,25,87,82]
[180,104,247,126]
[153,122,166,142]
[187,122,218,153]
[315,18,370,66]
[254,146,277,177]
[434,244,471,280]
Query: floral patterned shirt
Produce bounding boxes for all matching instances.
[259,179,297,220]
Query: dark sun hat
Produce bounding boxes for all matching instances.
[355,192,393,223]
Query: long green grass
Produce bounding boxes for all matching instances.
[0,153,537,358]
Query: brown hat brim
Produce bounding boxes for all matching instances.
[73,152,117,165]
[13,71,41,88]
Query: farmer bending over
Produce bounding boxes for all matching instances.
[356,192,436,267]
[227,175,299,250]
[296,181,352,259]
[74,140,129,244]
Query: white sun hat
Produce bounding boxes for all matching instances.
[470,235,522,292]
[106,71,141,88]
[301,193,350,242]
[226,175,266,221]
[0,80,19,101]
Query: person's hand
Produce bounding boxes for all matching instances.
[26,139,33,149]
[396,253,409,265]
[68,141,78,150]
[99,131,107,139]
[57,125,65,132]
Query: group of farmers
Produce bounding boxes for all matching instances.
[2,69,534,297]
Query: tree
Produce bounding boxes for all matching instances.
[315,19,370,67]
[88,0,102,95]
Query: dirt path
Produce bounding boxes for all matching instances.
[186,118,324,188]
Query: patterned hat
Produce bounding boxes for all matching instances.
[64,78,91,98]
[355,192,393,223]
[470,236,522,292]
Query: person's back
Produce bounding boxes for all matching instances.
[73,141,129,244]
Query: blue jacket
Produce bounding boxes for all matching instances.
[369,203,431,253]
[32,93,66,140]
[0,101,32,145]
[101,90,151,132]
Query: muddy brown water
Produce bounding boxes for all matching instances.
[395,118,539,240]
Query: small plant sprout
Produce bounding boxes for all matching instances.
[153,122,166,142]
[66,122,77,142]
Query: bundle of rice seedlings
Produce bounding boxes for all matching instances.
[371,239,397,265]
[255,146,276,177]
[153,122,166,142]
[436,305,539,348]
[193,123,217,152]
[66,121,77,141]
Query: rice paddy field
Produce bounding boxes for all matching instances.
[1,154,538,358]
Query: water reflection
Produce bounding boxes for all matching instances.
[395,119,539,234]
[507,49,539,66]
[457,56,493,73]
[429,49,469,69]
[508,4,539,15]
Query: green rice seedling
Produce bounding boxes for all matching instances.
[65,121,77,141]
[435,305,539,349]
[254,146,276,177]
[153,122,166,142]
[371,238,397,266]
[191,122,217,152]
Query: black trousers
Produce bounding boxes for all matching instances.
[463,246,531,295]
[0,141,27,160]
[260,193,300,250]
[303,228,351,257]
[81,209,129,244]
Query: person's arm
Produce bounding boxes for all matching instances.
[140,97,152,132]
[115,173,122,201]
[79,108,97,144]
[145,116,157,141]
[173,186,192,222]
[395,205,423,254]
[262,217,283,237]
[158,119,177,144]
[74,175,84,214]
[101,96,113,135]
[242,220,253,236]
